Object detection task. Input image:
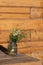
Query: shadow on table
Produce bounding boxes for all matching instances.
[0,45,8,54]
[0,45,40,64]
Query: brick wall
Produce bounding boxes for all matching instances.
[0,0,43,59]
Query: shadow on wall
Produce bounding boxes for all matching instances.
[0,45,8,54]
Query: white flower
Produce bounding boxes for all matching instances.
[13,30,21,36]
[17,30,21,34]
[13,33,18,36]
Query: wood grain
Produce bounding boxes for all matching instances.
[0,0,42,7]
[0,51,42,65]
[0,7,30,13]
[0,0,43,59]
[0,19,42,30]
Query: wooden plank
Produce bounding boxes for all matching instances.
[0,31,10,42]
[18,41,43,47]
[0,7,30,13]
[0,0,42,7]
[18,47,43,54]
[31,31,43,40]
[0,19,42,30]
[0,14,30,19]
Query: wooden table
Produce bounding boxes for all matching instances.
[0,51,42,65]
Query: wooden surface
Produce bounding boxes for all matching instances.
[0,0,43,60]
[0,51,42,65]
[0,0,43,7]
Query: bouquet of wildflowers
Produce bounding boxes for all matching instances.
[9,29,24,43]
[8,28,26,55]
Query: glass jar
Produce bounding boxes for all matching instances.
[8,42,17,56]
